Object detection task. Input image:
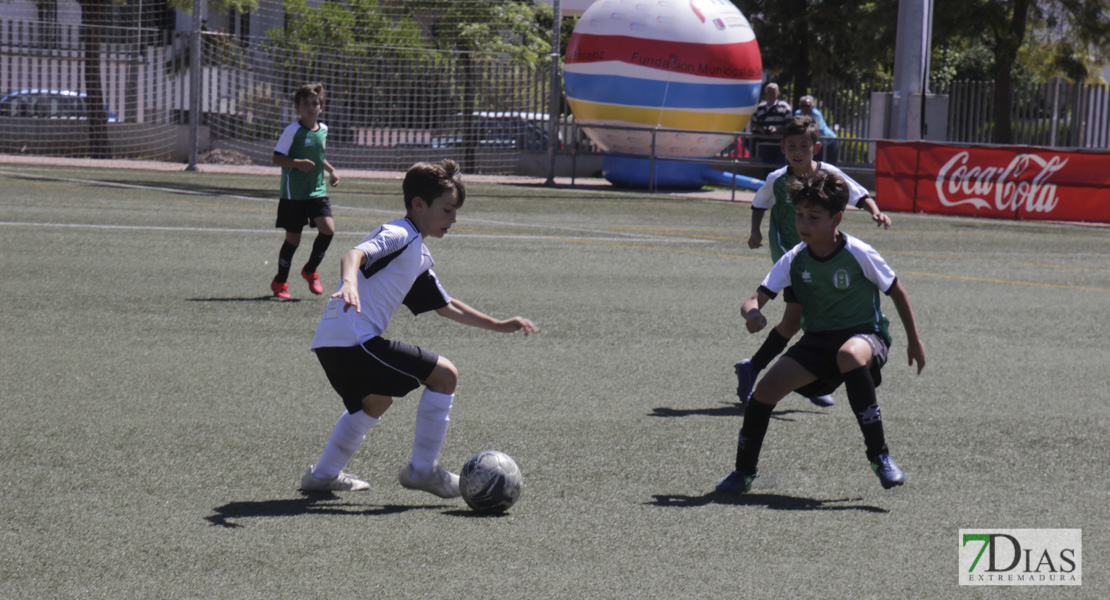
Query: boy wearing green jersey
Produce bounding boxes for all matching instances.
[736,115,891,408]
[717,171,925,494]
[271,83,341,299]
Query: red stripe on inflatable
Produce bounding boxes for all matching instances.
[566,33,762,81]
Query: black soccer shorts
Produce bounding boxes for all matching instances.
[785,331,889,397]
[276,197,333,233]
[315,337,439,413]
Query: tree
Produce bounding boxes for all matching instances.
[933,0,1110,143]
[731,0,900,103]
[403,1,552,166]
[736,0,1110,143]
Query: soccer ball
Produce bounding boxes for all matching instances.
[459,450,523,513]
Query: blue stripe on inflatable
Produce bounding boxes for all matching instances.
[565,72,761,110]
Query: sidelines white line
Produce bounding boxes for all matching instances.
[0,220,707,244]
[1,169,713,244]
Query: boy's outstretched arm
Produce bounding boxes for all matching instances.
[436,299,537,336]
[331,249,366,313]
[859,196,892,229]
[888,280,925,373]
[740,290,773,334]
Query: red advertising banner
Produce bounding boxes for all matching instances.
[874,141,1110,223]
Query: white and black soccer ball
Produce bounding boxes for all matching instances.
[459,450,523,513]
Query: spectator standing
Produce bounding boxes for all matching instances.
[750,83,793,177]
[796,94,839,165]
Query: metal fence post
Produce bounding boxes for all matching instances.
[186,0,203,171]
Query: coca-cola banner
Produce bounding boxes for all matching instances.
[874,141,1110,223]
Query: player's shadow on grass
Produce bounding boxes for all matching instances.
[650,403,815,421]
[206,493,441,528]
[648,492,888,513]
[187,297,303,303]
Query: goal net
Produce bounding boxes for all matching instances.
[1,0,558,175]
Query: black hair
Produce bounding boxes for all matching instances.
[786,170,849,215]
[403,159,466,209]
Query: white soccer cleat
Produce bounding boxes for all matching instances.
[300,466,370,492]
[399,462,460,498]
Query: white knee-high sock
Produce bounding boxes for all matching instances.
[313,410,378,479]
[410,389,454,475]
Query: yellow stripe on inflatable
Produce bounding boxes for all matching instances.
[567,98,752,132]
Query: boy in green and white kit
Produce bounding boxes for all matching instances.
[717,171,925,494]
[737,115,891,407]
[271,83,340,299]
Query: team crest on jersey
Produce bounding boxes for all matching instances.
[833,269,851,289]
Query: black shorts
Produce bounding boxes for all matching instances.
[315,337,440,413]
[784,331,889,398]
[276,197,333,233]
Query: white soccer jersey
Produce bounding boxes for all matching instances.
[311,217,451,349]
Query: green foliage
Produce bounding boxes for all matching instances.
[168,0,260,17]
[264,0,425,57]
[933,0,1110,83]
[931,43,998,84]
[732,0,899,89]
[263,0,551,67]
[734,0,1109,87]
[427,0,553,64]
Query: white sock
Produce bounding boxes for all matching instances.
[313,410,378,480]
[409,390,454,476]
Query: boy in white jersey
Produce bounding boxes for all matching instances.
[717,171,925,494]
[270,83,340,299]
[301,159,538,497]
[736,115,891,408]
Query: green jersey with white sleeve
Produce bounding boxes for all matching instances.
[759,233,896,346]
[275,121,329,200]
[752,163,871,262]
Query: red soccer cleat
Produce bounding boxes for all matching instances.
[270,278,292,299]
[301,268,324,295]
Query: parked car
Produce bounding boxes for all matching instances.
[0,89,119,155]
[0,89,118,122]
[432,111,560,151]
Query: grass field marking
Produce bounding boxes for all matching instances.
[0,220,278,235]
[900,269,1110,293]
[888,250,1110,274]
[439,215,699,242]
[0,168,274,203]
[8,220,1102,292]
[450,227,712,244]
[611,226,744,242]
[541,235,767,261]
[852,228,1110,241]
[0,220,710,247]
[1,169,705,244]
